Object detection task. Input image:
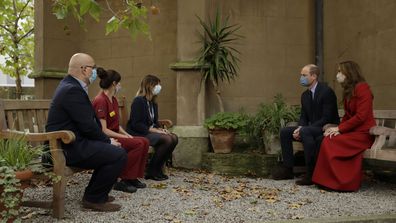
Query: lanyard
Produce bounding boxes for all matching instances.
[147,101,154,122]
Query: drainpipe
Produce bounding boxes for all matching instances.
[315,0,324,82]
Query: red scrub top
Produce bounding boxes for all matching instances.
[92,92,120,133]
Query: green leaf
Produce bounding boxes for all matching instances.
[78,0,91,16]
[88,1,101,22]
[105,16,119,35]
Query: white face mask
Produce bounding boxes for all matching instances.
[115,83,121,94]
[152,84,162,95]
[336,72,346,83]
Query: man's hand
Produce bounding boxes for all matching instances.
[293,126,302,141]
[110,138,121,147]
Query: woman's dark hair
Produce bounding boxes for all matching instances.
[97,67,121,89]
[338,61,365,100]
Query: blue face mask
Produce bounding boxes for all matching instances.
[89,68,97,84]
[299,76,310,87]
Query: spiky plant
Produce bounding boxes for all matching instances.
[197,9,242,112]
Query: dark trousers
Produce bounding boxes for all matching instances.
[117,136,149,179]
[280,126,324,175]
[69,142,127,203]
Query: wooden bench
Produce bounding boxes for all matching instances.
[0,97,172,219]
[292,110,396,169]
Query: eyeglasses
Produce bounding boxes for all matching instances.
[81,65,97,69]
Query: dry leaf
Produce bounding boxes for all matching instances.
[151,183,168,189]
[21,211,36,219]
[164,214,174,221]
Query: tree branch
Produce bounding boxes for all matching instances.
[17,27,34,43]
[17,0,32,21]
[0,24,13,34]
[105,0,121,19]
[13,0,19,33]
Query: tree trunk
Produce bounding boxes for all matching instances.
[14,54,22,99]
[211,80,224,112]
[15,74,22,99]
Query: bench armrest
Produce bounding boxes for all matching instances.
[158,119,173,129]
[369,126,396,136]
[369,126,396,150]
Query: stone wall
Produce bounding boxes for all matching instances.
[323,0,396,109]
[35,0,396,123]
[35,0,178,121]
[205,0,314,115]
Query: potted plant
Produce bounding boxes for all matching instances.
[244,94,300,154]
[204,112,248,153]
[0,136,46,222]
[197,9,243,112]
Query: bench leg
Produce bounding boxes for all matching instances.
[52,175,66,219]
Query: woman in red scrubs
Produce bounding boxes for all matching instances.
[312,61,376,191]
[93,68,149,193]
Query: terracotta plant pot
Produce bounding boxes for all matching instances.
[209,129,236,154]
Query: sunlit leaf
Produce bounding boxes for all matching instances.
[105,16,119,35]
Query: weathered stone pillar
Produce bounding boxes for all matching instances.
[32,0,80,99]
[170,0,209,169]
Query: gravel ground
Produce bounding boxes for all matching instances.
[22,168,396,223]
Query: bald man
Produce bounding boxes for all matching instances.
[272,64,339,185]
[46,53,127,212]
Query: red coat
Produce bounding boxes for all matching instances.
[312,82,376,191]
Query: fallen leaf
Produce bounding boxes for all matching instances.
[151,183,168,189]
[250,200,258,205]
[21,211,36,219]
[184,210,196,216]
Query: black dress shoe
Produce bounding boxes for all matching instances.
[144,174,167,181]
[295,176,313,186]
[127,179,147,188]
[160,172,169,179]
[113,181,137,193]
[271,165,294,180]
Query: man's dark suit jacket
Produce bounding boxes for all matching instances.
[298,82,339,127]
[126,96,159,137]
[46,75,110,165]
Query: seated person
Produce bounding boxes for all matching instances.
[272,64,339,185]
[126,75,178,181]
[93,68,150,193]
[313,61,376,191]
[46,53,126,212]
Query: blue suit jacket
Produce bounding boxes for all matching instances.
[298,82,340,127]
[46,75,110,164]
[126,96,159,136]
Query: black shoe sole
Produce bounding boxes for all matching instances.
[113,182,137,193]
[144,175,167,181]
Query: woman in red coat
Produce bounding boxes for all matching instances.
[312,61,376,191]
[93,68,149,193]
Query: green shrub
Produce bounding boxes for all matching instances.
[204,112,248,131]
[0,136,47,221]
[0,136,44,172]
[243,94,300,148]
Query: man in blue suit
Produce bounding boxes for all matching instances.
[46,53,127,212]
[272,64,339,185]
